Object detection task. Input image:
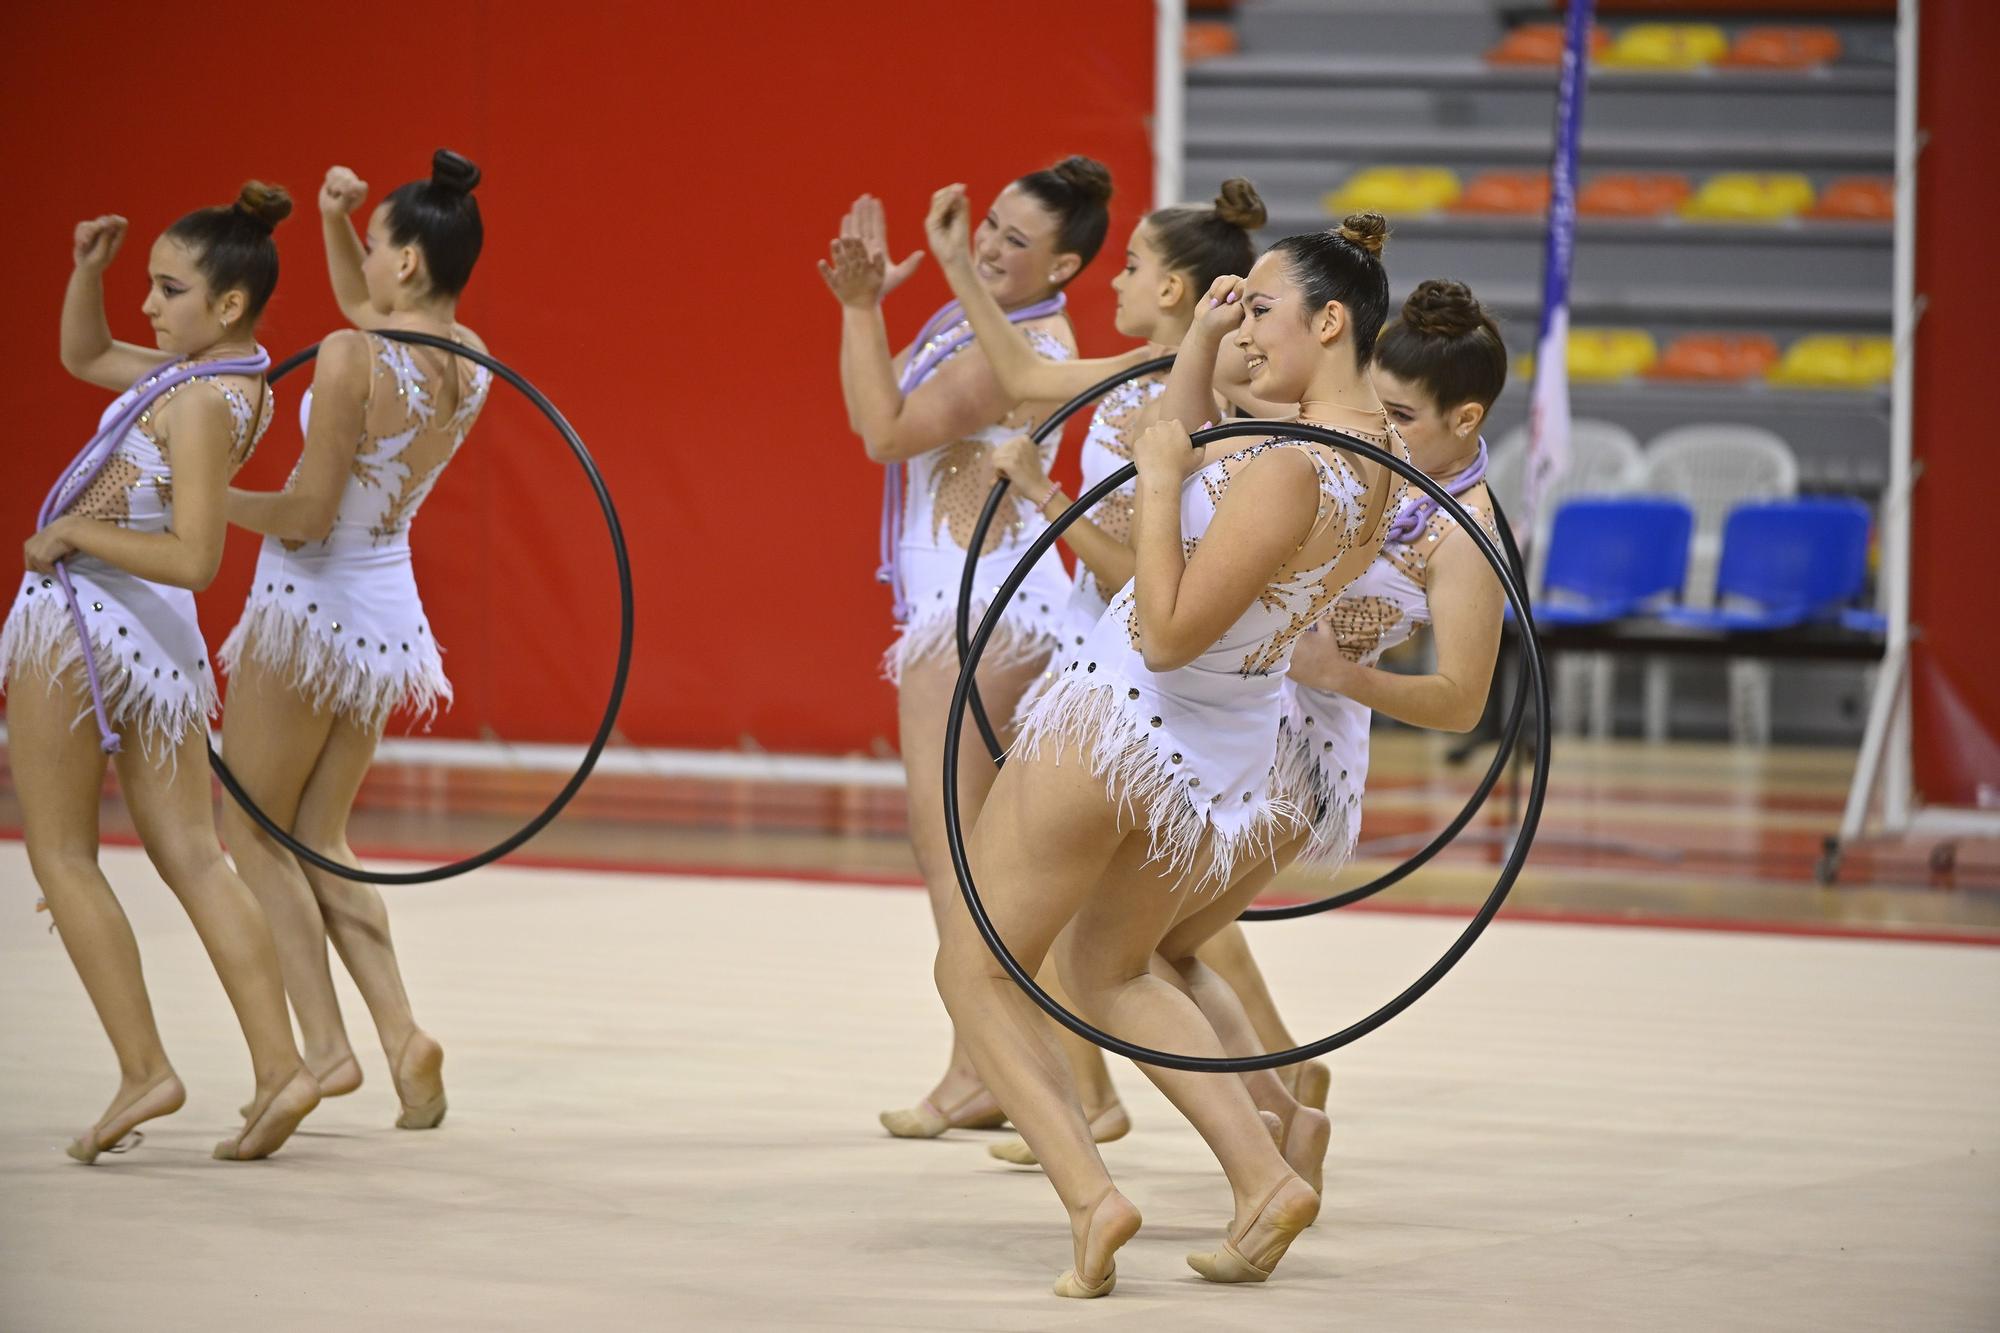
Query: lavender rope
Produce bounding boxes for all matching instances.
[37,347,271,753]
[1385,437,1489,546]
[876,292,1066,617]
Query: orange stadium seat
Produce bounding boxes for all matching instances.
[1324,166,1461,217]
[1568,329,1660,381]
[1578,173,1692,218]
[1183,20,1239,63]
[1680,172,1816,222]
[1767,335,1894,389]
[1485,23,1612,66]
[1647,334,1782,382]
[1809,176,1894,221]
[1600,23,1729,70]
[1451,171,1552,216]
[1721,27,1842,69]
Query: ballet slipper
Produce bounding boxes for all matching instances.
[67,1073,186,1164]
[1282,1107,1332,1196]
[213,1069,321,1161]
[1295,1059,1331,1112]
[391,1031,447,1130]
[1053,1187,1141,1299]
[240,1053,361,1119]
[879,1088,1006,1139]
[988,1103,1132,1166]
[1186,1174,1320,1284]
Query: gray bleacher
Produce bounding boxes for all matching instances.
[1182,0,1893,741]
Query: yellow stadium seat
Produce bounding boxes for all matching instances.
[1324,167,1461,217]
[1601,23,1729,70]
[1567,328,1659,381]
[1767,335,1894,389]
[1680,172,1816,222]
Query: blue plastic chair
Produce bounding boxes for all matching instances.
[1659,497,1872,631]
[1532,496,1696,625]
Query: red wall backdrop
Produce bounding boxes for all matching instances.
[0,2,1155,754]
[1910,0,2000,807]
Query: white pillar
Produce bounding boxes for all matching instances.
[1153,0,1185,210]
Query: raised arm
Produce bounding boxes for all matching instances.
[226,330,369,543]
[60,215,171,391]
[319,166,385,330]
[27,385,241,590]
[925,184,1149,403]
[1212,333,1295,418]
[1128,421,1315,672]
[1157,275,1245,431]
[1289,524,1503,731]
[820,231,1013,463]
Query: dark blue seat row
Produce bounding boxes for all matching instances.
[1529,495,1876,632]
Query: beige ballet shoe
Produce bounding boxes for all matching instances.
[391,1031,447,1130]
[68,1074,186,1164]
[1053,1188,1141,1299]
[989,1103,1132,1166]
[879,1089,1006,1139]
[241,1053,361,1119]
[213,1069,321,1161]
[1187,1175,1320,1284]
[1295,1059,1331,1112]
[1282,1107,1332,1196]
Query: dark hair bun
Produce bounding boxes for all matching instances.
[1399,279,1489,339]
[233,181,294,232]
[1051,155,1113,207]
[1337,211,1389,257]
[430,148,482,195]
[1214,178,1267,231]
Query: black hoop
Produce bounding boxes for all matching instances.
[953,356,1175,761]
[955,379,1535,920]
[1239,496,1533,919]
[205,329,634,885]
[943,421,1551,1071]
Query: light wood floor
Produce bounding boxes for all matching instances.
[1,844,1995,1330]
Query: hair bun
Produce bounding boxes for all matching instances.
[1051,155,1113,207]
[1399,278,1489,339]
[232,181,293,232]
[1214,177,1267,231]
[430,148,482,195]
[1337,211,1389,257]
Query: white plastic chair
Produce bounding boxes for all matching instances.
[1639,424,1801,744]
[1491,420,1646,738]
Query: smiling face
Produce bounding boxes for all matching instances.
[138,235,238,355]
[1110,222,1188,341]
[973,183,1076,308]
[1233,250,1330,403]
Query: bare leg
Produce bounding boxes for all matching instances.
[933,745,1140,1293]
[1056,841,1317,1279]
[1194,876,1330,1109]
[217,657,362,1094]
[288,707,444,1128]
[10,661,186,1159]
[1160,847,1331,1190]
[986,950,1130,1166]
[116,716,318,1159]
[889,646,1121,1136]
